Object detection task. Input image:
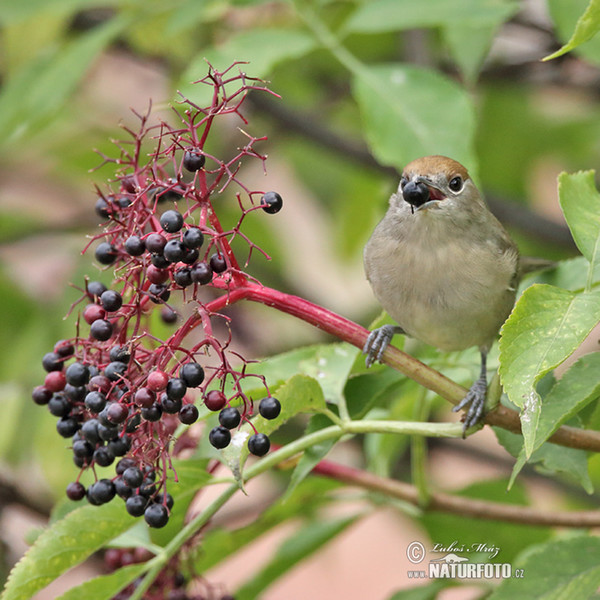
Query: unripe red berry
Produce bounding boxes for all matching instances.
[45,371,67,392]
[83,304,106,325]
[204,390,226,411]
[147,371,169,391]
[146,264,169,285]
[134,387,156,408]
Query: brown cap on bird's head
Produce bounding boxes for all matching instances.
[403,155,470,182]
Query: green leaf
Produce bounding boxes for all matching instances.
[352,64,475,170]
[1,502,133,600]
[488,536,600,600]
[442,23,498,82]
[0,15,128,147]
[234,515,360,599]
[180,27,316,105]
[55,564,147,600]
[558,171,600,282]
[343,0,518,34]
[0,0,121,24]
[545,0,600,60]
[499,284,600,457]
[530,352,600,453]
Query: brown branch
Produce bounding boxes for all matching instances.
[314,459,600,527]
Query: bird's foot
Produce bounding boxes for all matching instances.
[363,325,404,368]
[452,376,487,437]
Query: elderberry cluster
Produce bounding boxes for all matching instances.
[31,66,287,529]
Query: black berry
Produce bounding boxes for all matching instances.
[107,402,128,424]
[42,352,63,372]
[191,261,212,285]
[141,403,162,422]
[166,378,187,401]
[183,149,206,172]
[181,247,199,265]
[109,345,131,363]
[209,253,227,273]
[178,404,198,424]
[95,242,118,265]
[114,477,133,499]
[160,209,184,233]
[126,494,147,517]
[163,239,186,263]
[48,393,71,417]
[87,281,107,298]
[160,394,182,414]
[95,197,111,219]
[107,435,130,456]
[148,283,170,304]
[85,391,107,413]
[64,384,86,402]
[174,267,193,288]
[209,426,231,449]
[104,360,127,381]
[145,233,167,253]
[144,503,169,528]
[125,235,145,256]
[100,290,123,312]
[259,396,281,420]
[219,407,241,429]
[116,457,136,475]
[90,319,113,341]
[88,479,116,504]
[93,446,115,467]
[182,227,204,249]
[261,191,283,214]
[248,433,270,456]
[57,417,79,438]
[32,386,52,405]
[123,466,144,488]
[65,362,90,387]
[66,481,86,501]
[179,362,204,387]
[81,419,101,444]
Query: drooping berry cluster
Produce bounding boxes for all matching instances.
[31,64,285,528]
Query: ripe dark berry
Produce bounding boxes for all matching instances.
[107,402,129,424]
[209,426,231,449]
[145,233,167,253]
[72,439,93,458]
[85,391,107,413]
[209,253,227,273]
[81,419,101,444]
[57,417,79,438]
[183,149,206,172]
[65,362,90,387]
[179,362,204,387]
[151,253,170,269]
[100,290,122,312]
[161,307,178,324]
[104,360,127,381]
[93,446,115,467]
[178,404,198,424]
[87,281,107,298]
[126,412,141,433]
[160,209,184,233]
[163,239,186,263]
[98,422,119,441]
[64,385,85,403]
[66,481,86,501]
[144,503,169,528]
[154,492,174,510]
[123,466,144,488]
[147,371,168,391]
[248,433,270,456]
[160,393,182,414]
[83,303,105,325]
[42,352,63,372]
[181,247,199,265]
[141,403,162,422]
[108,435,130,456]
[54,340,74,358]
[146,264,169,285]
[114,477,133,499]
[191,261,212,285]
[261,191,283,214]
[125,235,145,256]
[89,479,116,504]
[134,387,156,408]
[32,386,52,405]
[48,394,71,417]
[44,370,67,392]
[219,407,241,429]
[126,494,147,517]
[259,396,281,420]
[116,457,136,475]
[174,267,193,287]
[148,283,170,303]
[182,227,204,249]
[139,477,156,497]
[95,242,118,265]
[166,378,187,401]
[109,345,130,363]
[204,390,226,411]
[95,197,111,219]
[90,319,113,341]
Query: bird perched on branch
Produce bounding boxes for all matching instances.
[363,155,525,434]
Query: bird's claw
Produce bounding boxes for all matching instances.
[452,377,487,437]
[363,325,401,368]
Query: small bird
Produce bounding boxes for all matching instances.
[363,155,520,433]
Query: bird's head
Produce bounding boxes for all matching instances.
[399,155,481,213]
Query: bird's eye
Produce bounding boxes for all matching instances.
[449,176,463,192]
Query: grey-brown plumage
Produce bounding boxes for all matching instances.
[363,155,520,433]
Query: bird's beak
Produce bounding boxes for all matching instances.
[413,178,445,212]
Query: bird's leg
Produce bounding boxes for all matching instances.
[363,325,405,368]
[452,350,488,436]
